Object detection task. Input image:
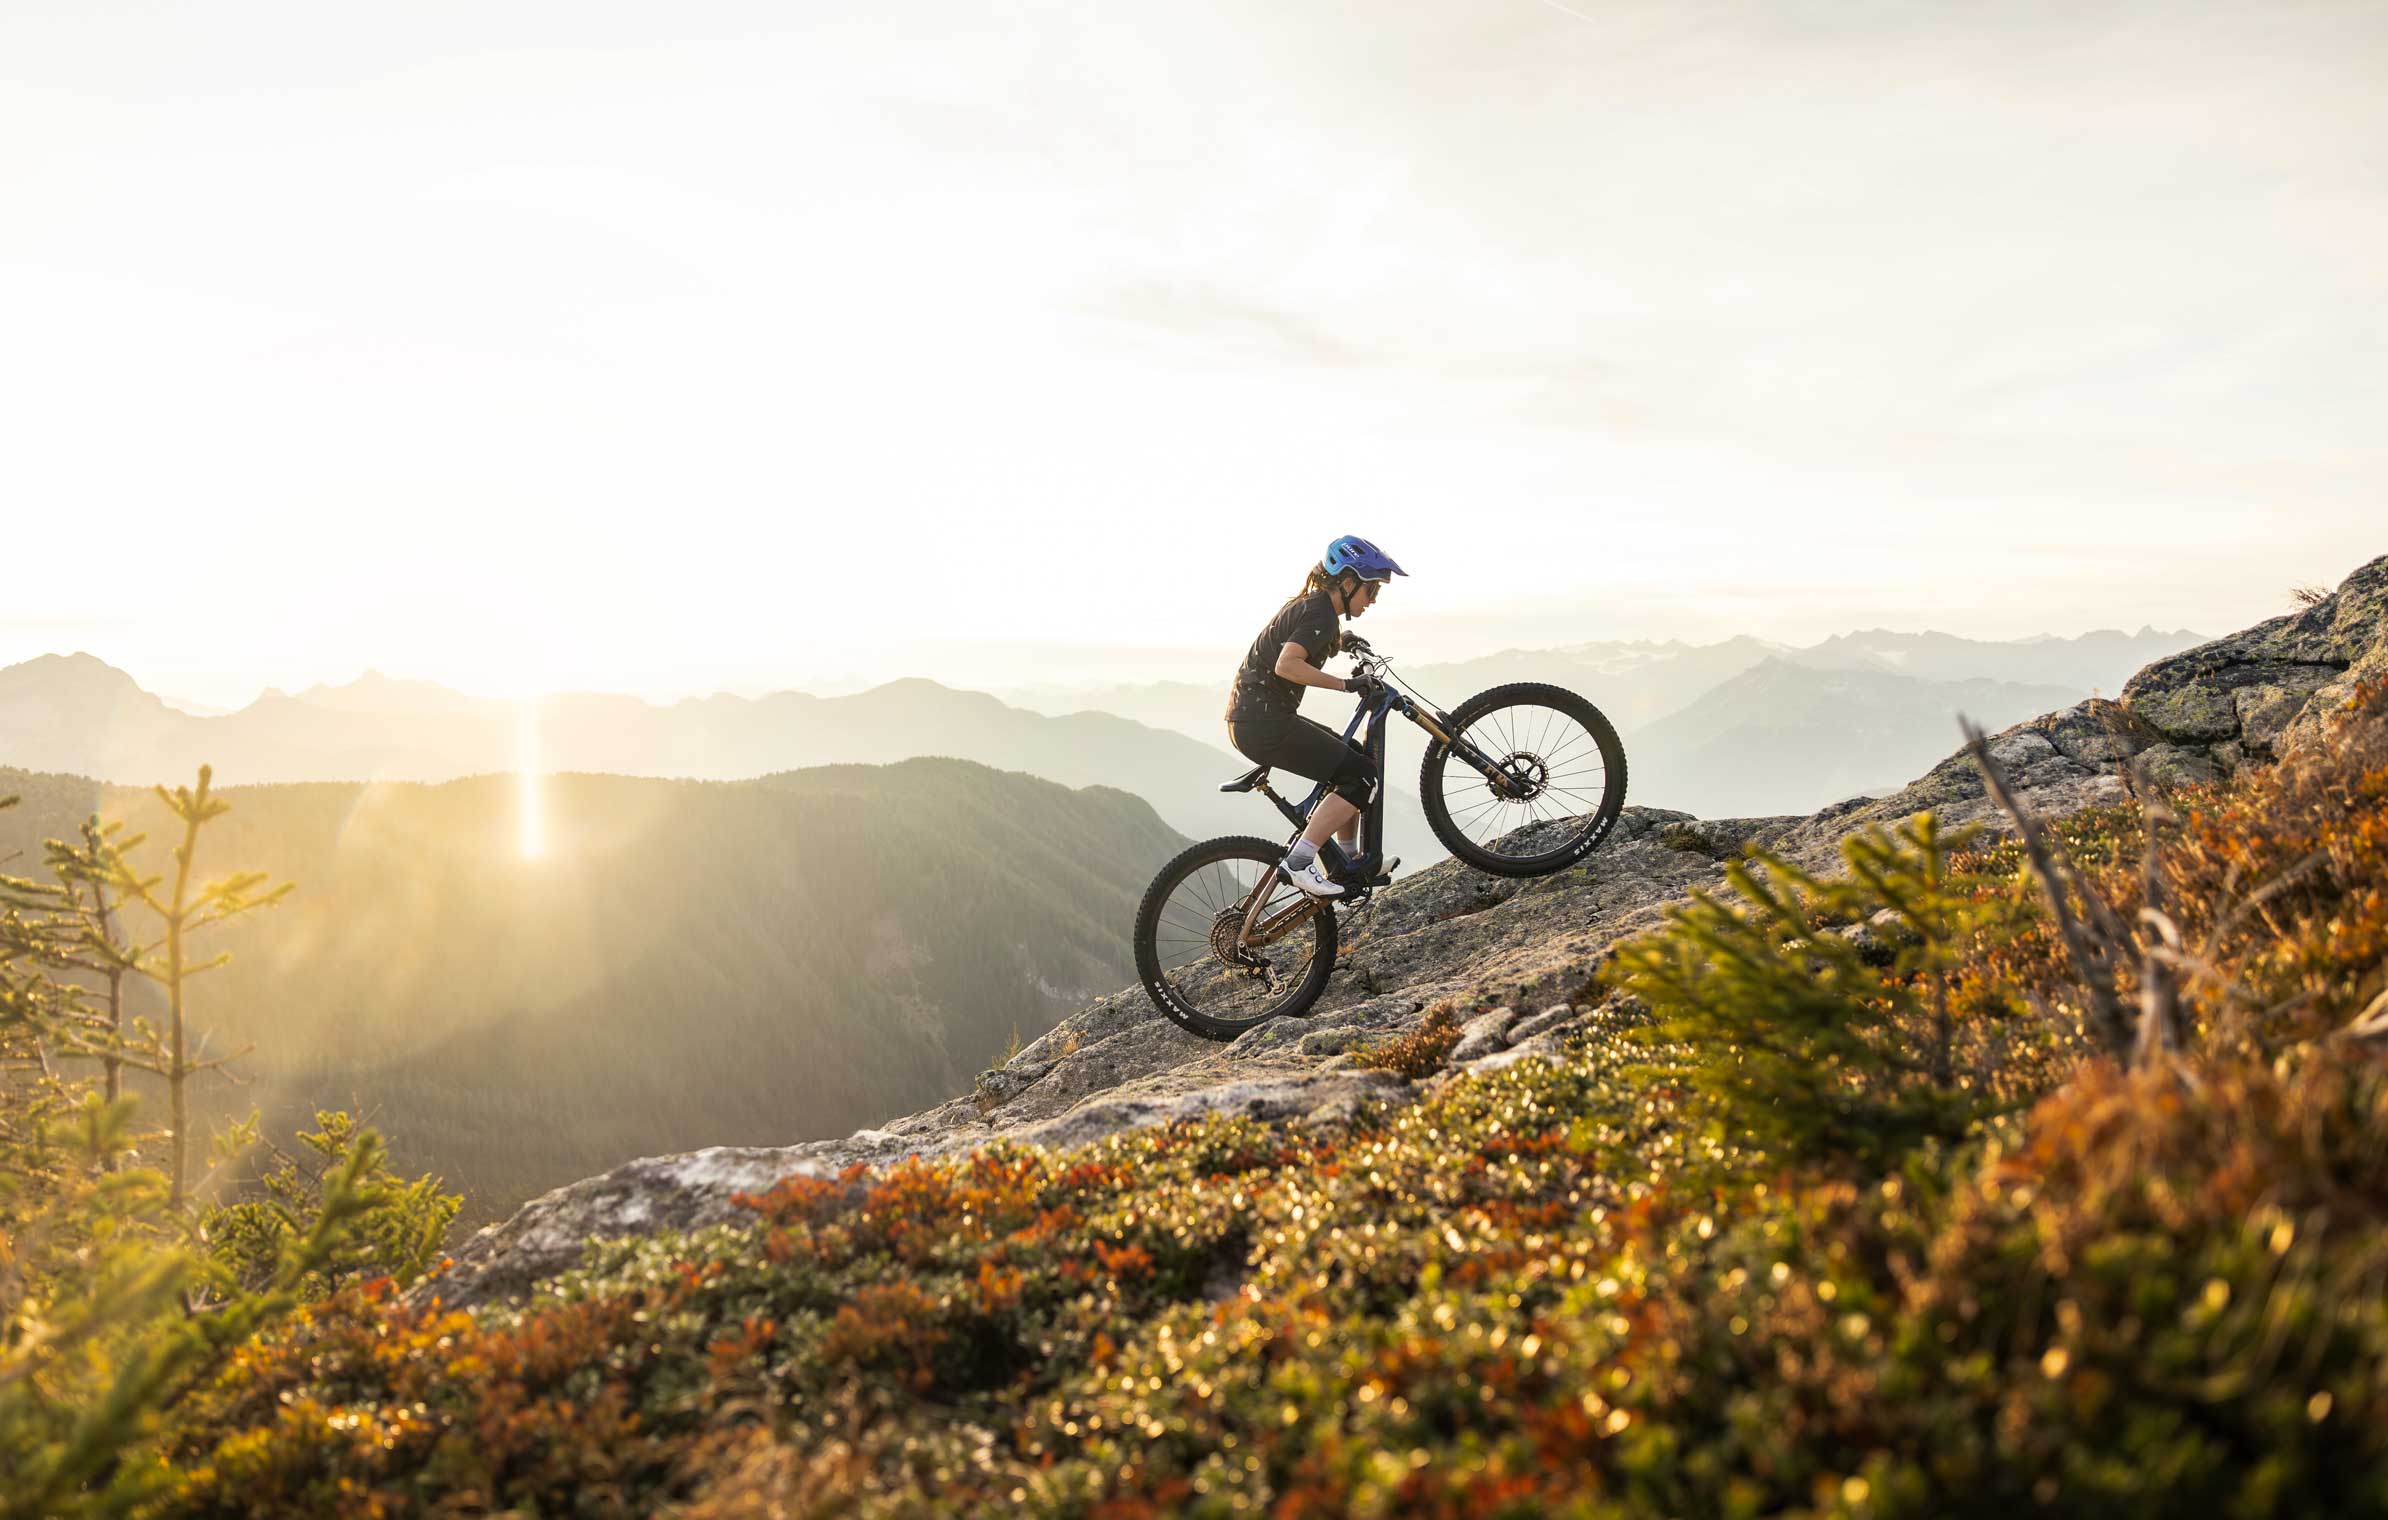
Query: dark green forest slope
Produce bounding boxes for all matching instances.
[0,758,1183,1227]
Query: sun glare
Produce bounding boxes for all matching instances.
[516,699,545,860]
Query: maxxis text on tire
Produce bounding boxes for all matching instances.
[1133,834,1339,1041]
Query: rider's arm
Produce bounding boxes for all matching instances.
[1274,641,1351,693]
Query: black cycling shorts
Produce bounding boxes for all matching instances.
[1226,714,1379,809]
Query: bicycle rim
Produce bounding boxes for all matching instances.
[1426,686,1624,874]
[1137,838,1336,1037]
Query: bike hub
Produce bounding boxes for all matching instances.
[1492,751,1550,802]
[1210,909,1270,971]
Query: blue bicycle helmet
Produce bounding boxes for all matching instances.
[1321,535,1407,583]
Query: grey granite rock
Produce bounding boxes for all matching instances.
[1466,1029,1572,1075]
[1506,1003,1579,1045]
[1449,1006,1522,1063]
[2235,672,2336,755]
[2041,699,2156,764]
[1987,729,2059,768]
[1780,555,2387,866]
[1003,1069,1412,1152]
[2131,556,2386,761]
[2135,742,2226,789]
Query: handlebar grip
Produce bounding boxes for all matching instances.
[1342,633,1374,656]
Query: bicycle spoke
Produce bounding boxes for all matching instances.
[1143,844,1332,1032]
[1435,699,1619,860]
[1449,795,1508,835]
[1540,731,1598,770]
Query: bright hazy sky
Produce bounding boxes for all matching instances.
[4,0,2381,707]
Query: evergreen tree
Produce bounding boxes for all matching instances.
[1616,814,2035,1170]
[0,767,288,1210]
[200,1107,460,1298]
[0,784,460,1515]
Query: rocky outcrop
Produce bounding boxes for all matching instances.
[2113,556,2386,770]
[1782,556,2387,865]
[411,554,2387,1315]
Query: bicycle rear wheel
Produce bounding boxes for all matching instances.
[1134,835,1338,1041]
[1420,681,1627,877]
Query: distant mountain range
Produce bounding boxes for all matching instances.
[1628,660,2087,817]
[992,636,1794,744]
[0,757,1182,1229]
[0,622,2206,871]
[0,654,1260,842]
[995,625,2205,820]
[1787,626,2199,690]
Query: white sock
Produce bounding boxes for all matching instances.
[1286,839,1319,870]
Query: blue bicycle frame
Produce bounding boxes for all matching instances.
[1245,678,1516,881]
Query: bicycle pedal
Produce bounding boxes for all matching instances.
[1367,872,1394,887]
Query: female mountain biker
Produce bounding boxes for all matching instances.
[1223,534,1406,899]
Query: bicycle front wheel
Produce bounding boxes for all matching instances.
[1134,835,1338,1041]
[1420,681,1627,877]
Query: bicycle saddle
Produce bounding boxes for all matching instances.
[1220,764,1270,793]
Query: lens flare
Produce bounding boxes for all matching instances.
[516,698,544,860]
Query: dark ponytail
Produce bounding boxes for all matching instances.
[1301,564,1357,603]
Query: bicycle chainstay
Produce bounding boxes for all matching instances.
[1220,892,1320,954]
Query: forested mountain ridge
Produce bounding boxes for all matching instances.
[0,757,1185,1228]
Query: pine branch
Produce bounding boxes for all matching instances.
[187,1046,257,1077]
[2132,772,2185,1064]
[44,1029,172,1077]
[1961,718,2134,1056]
[2339,986,2388,1043]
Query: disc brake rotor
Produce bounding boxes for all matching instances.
[1489,750,1550,802]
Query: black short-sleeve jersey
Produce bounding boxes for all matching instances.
[1225,590,1342,721]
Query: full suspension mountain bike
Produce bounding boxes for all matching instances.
[1133,634,1628,1041]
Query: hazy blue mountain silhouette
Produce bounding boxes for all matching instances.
[1631,660,2086,817]
[0,659,1257,840]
